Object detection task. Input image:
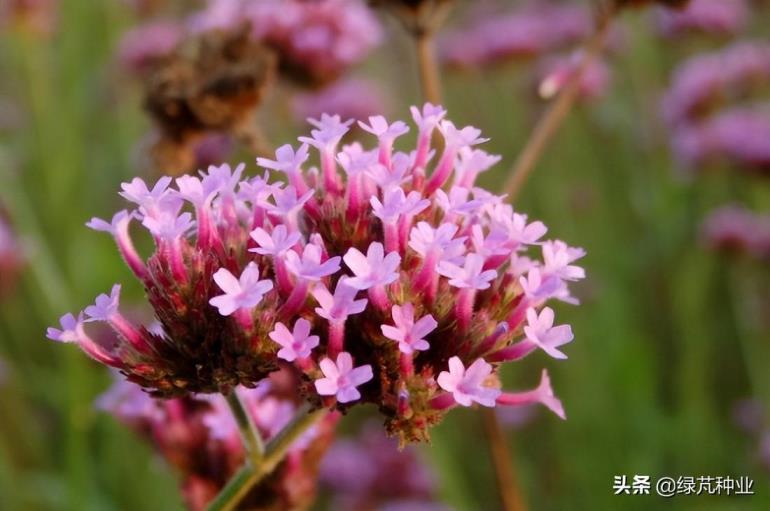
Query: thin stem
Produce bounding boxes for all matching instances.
[415,31,442,105]
[225,391,264,463]
[207,404,326,511]
[502,8,614,201]
[481,408,527,511]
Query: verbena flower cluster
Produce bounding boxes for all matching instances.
[439,3,612,102]
[663,41,770,173]
[701,204,770,260]
[0,212,23,297]
[48,104,584,442]
[319,422,447,511]
[98,373,337,511]
[654,0,747,38]
[187,0,382,86]
[440,3,591,68]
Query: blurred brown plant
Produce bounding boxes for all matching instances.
[144,26,276,174]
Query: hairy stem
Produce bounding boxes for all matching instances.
[481,408,527,511]
[502,8,614,201]
[415,31,442,105]
[207,404,326,511]
[225,391,264,463]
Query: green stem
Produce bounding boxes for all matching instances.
[206,404,326,511]
[225,391,265,464]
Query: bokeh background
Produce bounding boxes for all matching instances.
[1,0,770,510]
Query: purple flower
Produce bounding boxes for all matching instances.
[117,21,181,74]
[359,116,410,141]
[655,0,748,38]
[312,279,368,323]
[437,253,497,290]
[523,307,574,359]
[46,312,84,343]
[454,147,501,188]
[439,3,590,67]
[299,114,353,151]
[262,185,314,218]
[257,144,309,177]
[409,222,466,264]
[209,262,274,316]
[371,187,430,223]
[381,304,437,355]
[343,242,401,290]
[250,225,301,256]
[315,352,373,403]
[542,240,586,281]
[438,120,488,150]
[174,174,219,208]
[437,357,500,407]
[284,244,341,281]
[411,103,447,133]
[269,318,320,362]
[51,104,583,439]
[84,285,122,322]
[293,78,390,124]
[435,187,486,218]
[119,176,179,214]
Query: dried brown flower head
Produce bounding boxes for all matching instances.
[144,26,276,174]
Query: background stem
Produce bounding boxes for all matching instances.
[481,408,527,511]
[415,31,442,105]
[502,10,614,201]
[207,405,326,511]
[225,391,264,463]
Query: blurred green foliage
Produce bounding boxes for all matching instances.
[1,1,769,510]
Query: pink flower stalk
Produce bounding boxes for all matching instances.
[117,21,182,74]
[46,313,120,366]
[496,369,566,420]
[86,211,148,280]
[292,78,391,125]
[315,352,374,403]
[48,105,583,441]
[654,0,748,38]
[97,374,339,511]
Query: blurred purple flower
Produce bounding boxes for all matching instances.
[654,0,748,38]
[440,2,591,68]
[672,106,770,173]
[537,52,612,101]
[187,0,383,85]
[117,21,182,74]
[292,78,391,124]
[319,422,447,511]
[701,204,770,260]
[662,41,770,127]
